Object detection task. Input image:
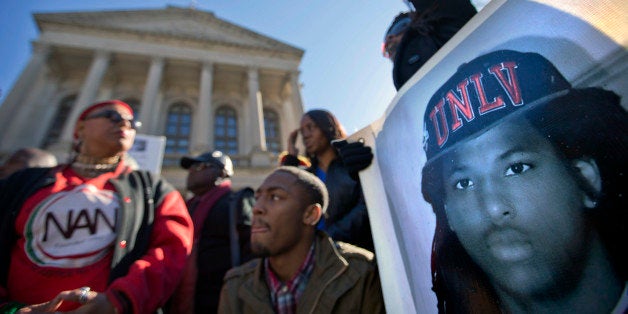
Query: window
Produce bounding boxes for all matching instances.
[264,108,281,153]
[163,102,191,166]
[214,106,238,155]
[43,95,75,148]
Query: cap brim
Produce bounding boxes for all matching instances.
[424,88,571,169]
[180,156,201,169]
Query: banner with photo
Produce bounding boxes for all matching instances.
[356,0,627,312]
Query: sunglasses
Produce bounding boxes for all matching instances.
[84,110,142,130]
[384,17,411,40]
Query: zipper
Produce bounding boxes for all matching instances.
[307,239,348,314]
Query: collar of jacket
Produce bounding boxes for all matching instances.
[236,232,360,313]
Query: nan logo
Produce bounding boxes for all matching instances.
[26,184,119,268]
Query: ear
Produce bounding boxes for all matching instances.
[75,121,86,139]
[572,158,602,209]
[302,203,322,226]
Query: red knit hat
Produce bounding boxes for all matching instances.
[73,100,134,139]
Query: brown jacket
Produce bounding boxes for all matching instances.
[218,232,385,313]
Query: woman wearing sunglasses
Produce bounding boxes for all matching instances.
[0,100,193,313]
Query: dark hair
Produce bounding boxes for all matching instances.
[10,148,57,168]
[304,109,347,143]
[386,12,412,36]
[421,88,627,312]
[302,109,347,170]
[275,166,329,215]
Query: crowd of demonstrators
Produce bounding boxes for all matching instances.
[421,50,628,313]
[0,106,381,313]
[0,100,193,313]
[219,166,385,313]
[169,151,254,314]
[383,0,477,90]
[0,147,58,179]
[0,3,479,310]
[280,109,374,252]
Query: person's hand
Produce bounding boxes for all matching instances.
[332,139,374,179]
[53,287,115,314]
[42,287,116,314]
[288,129,299,156]
[15,299,61,313]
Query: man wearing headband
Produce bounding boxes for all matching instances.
[383,0,476,90]
[0,100,193,313]
[421,50,627,312]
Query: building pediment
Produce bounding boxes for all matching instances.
[35,6,304,57]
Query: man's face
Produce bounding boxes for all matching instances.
[186,162,222,195]
[441,120,594,297]
[300,115,330,156]
[251,171,308,257]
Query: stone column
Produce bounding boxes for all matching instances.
[3,77,56,150]
[277,71,304,153]
[281,72,301,144]
[247,67,266,153]
[138,57,164,134]
[31,82,60,144]
[0,43,51,150]
[289,71,305,121]
[59,50,111,143]
[191,62,213,154]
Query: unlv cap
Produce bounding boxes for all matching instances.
[422,50,572,163]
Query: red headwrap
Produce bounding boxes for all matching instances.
[73,100,134,139]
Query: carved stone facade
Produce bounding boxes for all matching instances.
[0,6,305,190]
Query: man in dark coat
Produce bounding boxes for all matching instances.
[170,151,254,314]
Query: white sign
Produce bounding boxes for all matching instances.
[127,134,166,174]
[358,0,627,313]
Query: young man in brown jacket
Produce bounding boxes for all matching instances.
[218,166,385,313]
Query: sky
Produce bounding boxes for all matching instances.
[0,0,486,133]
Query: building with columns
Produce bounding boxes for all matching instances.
[0,6,305,190]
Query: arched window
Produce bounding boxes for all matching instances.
[214,106,238,155]
[264,108,281,153]
[43,94,76,148]
[163,102,192,166]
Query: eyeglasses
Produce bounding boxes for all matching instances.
[382,17,411,58]
[189,162,219,172]
[384,17,411,40]
[84,110,142,130]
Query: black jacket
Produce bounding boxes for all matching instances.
[393,0,477,90]
[193,188,254,314]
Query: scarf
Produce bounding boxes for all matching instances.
[170,180,232,313]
